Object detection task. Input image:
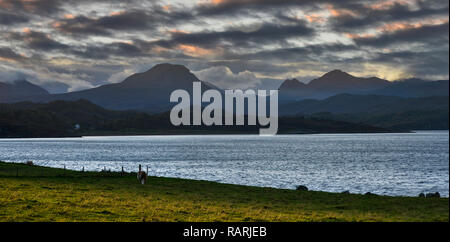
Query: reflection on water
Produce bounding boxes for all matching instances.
[0,131,448,197]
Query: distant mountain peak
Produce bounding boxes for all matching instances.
[0,79,49,102]
[278,69,393,100]
[120,63,198,88]
[12,79,46,88]
[321,69,353,79]
[145,63,191,74]
[279,79,306,91]
[329,69,344,73]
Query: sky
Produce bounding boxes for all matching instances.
[0,0,448,93]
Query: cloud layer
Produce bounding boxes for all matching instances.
[0,0,448,92]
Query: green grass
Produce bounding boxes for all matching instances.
[0,161,448,222]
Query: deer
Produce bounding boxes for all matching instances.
[137,164,148,185]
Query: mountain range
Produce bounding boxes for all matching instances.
[278,70,449,101]
[0,63,449,131]
[0,100,388,138]
[2,64,448,113]
[0,80,49,103]
[279,94,449,115]
[1,64,219,114]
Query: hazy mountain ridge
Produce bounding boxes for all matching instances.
[0,64,448,125]
[279,70,392,101]
[4,63,220,114]
[0,100,389,138]
[280,94,449,115]
[279,70,449,101]
[280,94,449,131]
[0,80,49,103]
[371,79,449,97]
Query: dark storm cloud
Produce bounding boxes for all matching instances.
[70,41,148,60]
[195,0,365,16]
[0,0,147,16]
[331,2,449,31]
[187,60,295,76]
[372,49,449,77]
[53,8,193,36]
[0,47,26,62]
[53,16,111,36]
[151,21,315,50]
[354,22,449,47]
[237,44,359,61]
[7,30,69,51]
[0,0,449,90]
[0,0,62,15]
[0,11,29,25]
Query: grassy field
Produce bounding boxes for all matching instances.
[0,161,448,222]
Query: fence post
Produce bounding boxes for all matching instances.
[146,166,148,175]
[121,166,124,176]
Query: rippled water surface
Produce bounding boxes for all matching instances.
[1,131,448,197]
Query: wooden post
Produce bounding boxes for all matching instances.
[146,166,148,175]
[121,166,124,176]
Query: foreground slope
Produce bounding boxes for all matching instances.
[0,162,448,222]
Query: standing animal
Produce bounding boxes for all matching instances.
[137,164,148,185]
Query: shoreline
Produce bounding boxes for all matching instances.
[0,161,448,222]
[0,161,447,198]
[3,129,445,140]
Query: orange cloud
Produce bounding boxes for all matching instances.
[51,21,62,28]
[22,27,32,33]
[345,33,376,39]
[64,14,75,19]
[177,44,221,58]
[168,29,191,34]
[0,56,17,63]
[326,4,358,17]
[0,0,12,9]
[305,14,325,23]
[378,18,449,33]
[210,0,227,5]
[369,0,409,10]
[150,46,170,54]
[20,0,43,13]
[120,40,133,45]
[346,18,449,39]
[197,0,228,7]
[162,4,171,12]
[109,11,124,17]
